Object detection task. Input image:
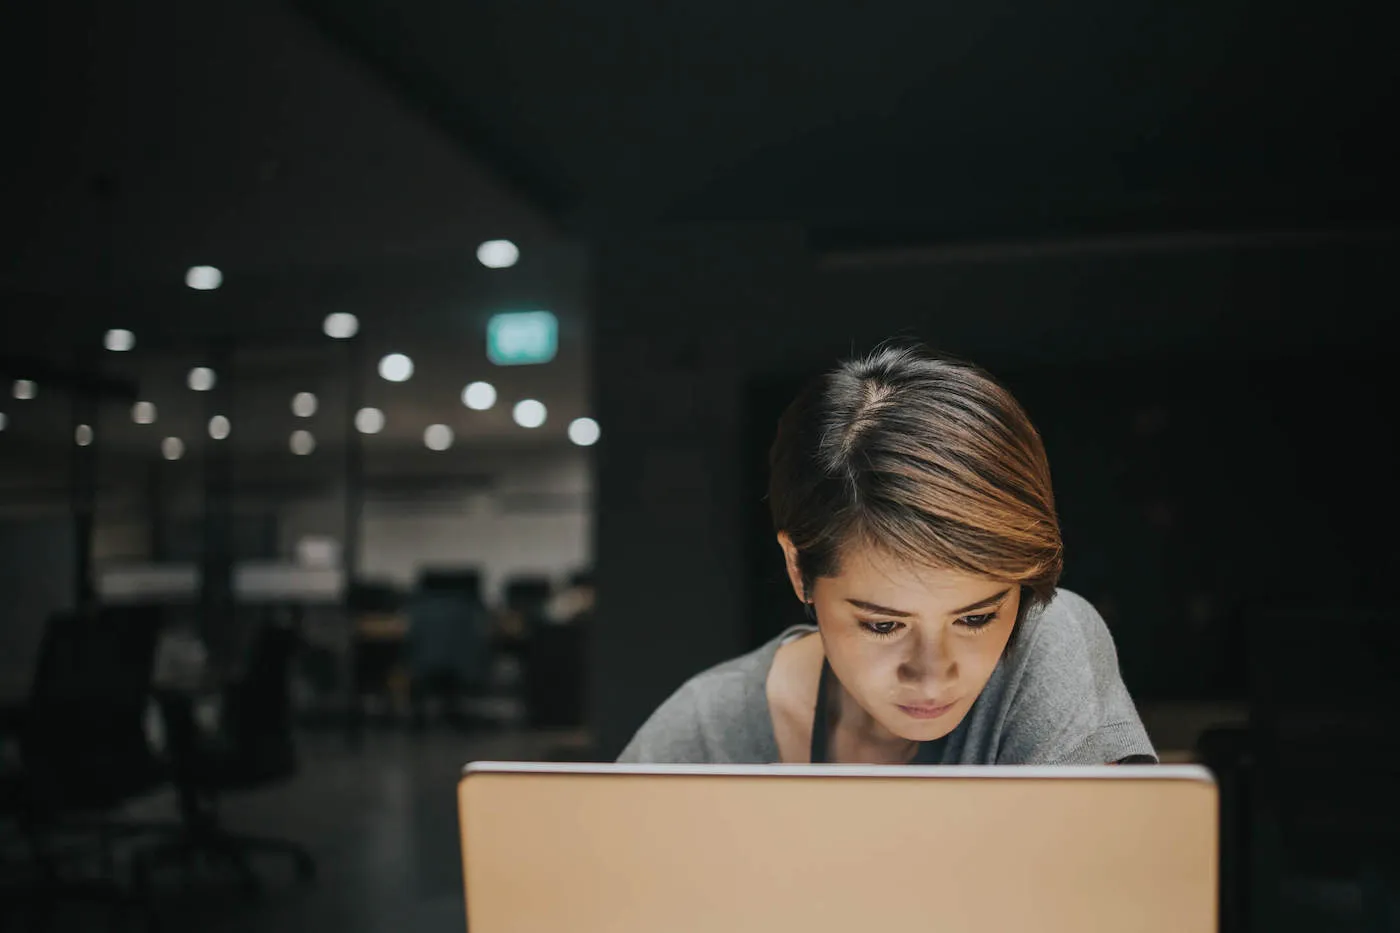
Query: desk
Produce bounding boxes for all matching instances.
[353,613,409,713]
[356,611,408,640]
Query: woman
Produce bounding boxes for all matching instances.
[620,345,1155,765]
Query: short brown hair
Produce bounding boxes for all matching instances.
[768,345,1063,615]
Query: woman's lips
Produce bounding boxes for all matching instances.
[897,700,958,720]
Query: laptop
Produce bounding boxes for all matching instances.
[459,762,1217,933]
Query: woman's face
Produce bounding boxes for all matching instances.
[781,536,1019,743]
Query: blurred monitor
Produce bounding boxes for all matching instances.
[97,563,200,603]
[295,535,341,569]
[347,580,405,614]
[502,577,550,612]
[234,562,342,603]
[458,763,1217,933]
[419,568,483,602]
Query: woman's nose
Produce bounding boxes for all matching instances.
[896,630,956,685]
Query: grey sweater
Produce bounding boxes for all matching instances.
[619,589,1156,765]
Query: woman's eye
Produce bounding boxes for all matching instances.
[958,612,998,630]
[860,620,902,637]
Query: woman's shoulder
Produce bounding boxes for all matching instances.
[1005,587,1128,698]
[990,587,1155,763]
[1029,586,1101,623]
[617,628,803,763]
[682,624,815,701]
[1015,587,1115,656]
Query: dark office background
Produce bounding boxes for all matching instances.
[3,0,1397,931]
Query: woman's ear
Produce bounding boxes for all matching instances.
[776,532,807,603]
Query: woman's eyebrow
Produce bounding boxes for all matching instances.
[949,589,1011,615]
[845,599,914,618]
[845,588,1011,619]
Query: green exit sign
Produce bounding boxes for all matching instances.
[487,311,558,366]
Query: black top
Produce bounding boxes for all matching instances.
[809,658,947,765]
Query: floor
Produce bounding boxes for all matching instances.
[20,726,587,933]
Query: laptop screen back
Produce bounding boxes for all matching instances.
[459,763,1216,933]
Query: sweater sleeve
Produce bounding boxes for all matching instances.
[617,679,714,764]
[995,590,1158,765]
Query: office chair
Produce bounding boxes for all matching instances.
[524,573,591,730]
[133,620,315,897]
[406,570,492,730]
[502,577,551,634]
[5,605,173,927]
[348,580,407,719]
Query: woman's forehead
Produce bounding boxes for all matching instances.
[826,543,998,598]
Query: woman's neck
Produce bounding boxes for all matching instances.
[766,629,920,764]
[826,668,919,764]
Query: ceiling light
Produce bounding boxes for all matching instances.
[290,430,316,455]
[512,399,547,429]
[292,392,318,417]
[462,381,497,411]
[132,401,157,425]
[568,417,601,447]
[378,353,413,383]
[424,424,454,451]
[323,312,359,339]
[188,367,216,391]
[476,239,519,269]
[12,380,36,400]
[185,265,223,290]
[209,415,231,440]
[354,407,385,435]
[104,328,135,352]
[75,424,94,447]
[161,437,185,461]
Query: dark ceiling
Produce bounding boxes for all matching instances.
[295,0,1398,244]
[2,0,1395,466]
[1,1,587,464]
[2,1,558,295]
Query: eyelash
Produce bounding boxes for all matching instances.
[858,612,1000,639]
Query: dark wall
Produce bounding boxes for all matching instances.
[0,518,76,701]
[1000,357,1397,701]
[590,225,1397,756]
